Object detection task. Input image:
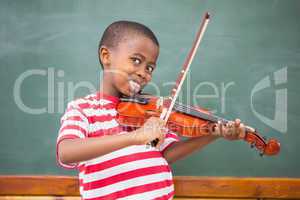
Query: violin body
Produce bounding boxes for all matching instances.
[117,95,280,156]
[117,96,211,137]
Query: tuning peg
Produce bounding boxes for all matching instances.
[259,152,264,157]
[250,142,255,148]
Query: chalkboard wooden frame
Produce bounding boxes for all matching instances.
[1,176,300,199]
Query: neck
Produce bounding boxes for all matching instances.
[99,74,121,98]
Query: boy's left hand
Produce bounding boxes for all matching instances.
[211,119,246,140]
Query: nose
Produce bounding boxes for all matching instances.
[136,66,147,80]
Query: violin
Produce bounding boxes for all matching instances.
[117,95,280,156]
[117,12,280,156]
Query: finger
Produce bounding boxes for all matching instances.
[223,125,229,137]
[229,121,237,136]
[207,123,215,135]
[228,121,238,137]
[161,127,168,136]
[238,123,246,139]
[226,121,235,135]
[227,121,234,134]
[148,116,155,123]
[157,118,165,125]
[156,135,164,149]
[218,121,223,136]
[214,126,220,136]
[212,122,221,136]
[235,119,241,127]
[161,127,167,139]
[154,127,165,147]
[160,119,167,127]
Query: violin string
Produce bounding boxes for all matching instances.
[174,105,216,122]
[174,102,214,117]
[175,101,230,123]
[173,102,202,115]
[173,102,220,123]
[173,101,195,112]
[174,101,205,114]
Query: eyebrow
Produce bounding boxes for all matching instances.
[132,53,156,67]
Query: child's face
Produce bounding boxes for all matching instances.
[102,35,159,97]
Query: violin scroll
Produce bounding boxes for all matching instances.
[244,129,280,156]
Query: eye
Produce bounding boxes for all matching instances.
[146,65,154,73]
[131,57,142,65]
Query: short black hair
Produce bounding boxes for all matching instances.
[98,20,159,68]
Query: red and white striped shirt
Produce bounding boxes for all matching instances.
[56,92,180,200]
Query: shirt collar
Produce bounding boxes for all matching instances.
[96,92,119,104]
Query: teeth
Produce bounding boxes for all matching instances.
[129,80,141,93]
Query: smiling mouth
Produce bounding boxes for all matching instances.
[129,80,141,94]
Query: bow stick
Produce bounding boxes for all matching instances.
[151,12,210,147]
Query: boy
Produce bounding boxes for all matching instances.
[57,21,245,200]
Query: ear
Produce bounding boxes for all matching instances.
[99,46,111,68]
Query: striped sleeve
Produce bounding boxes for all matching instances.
[56,102,89,169]
[159,129,180,153]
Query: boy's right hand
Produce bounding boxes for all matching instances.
[133,117,166,148]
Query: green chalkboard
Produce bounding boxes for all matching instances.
[0,0,299,177]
